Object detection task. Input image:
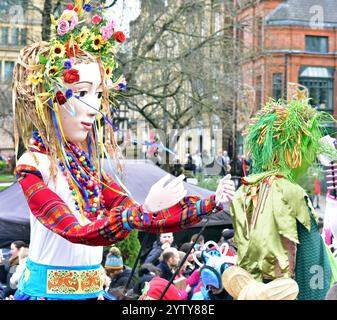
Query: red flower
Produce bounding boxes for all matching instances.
[74,7,78,12]
[66,3,73,10]
[114,31,126,43]
[92,15,102,25]
[65,41,79,58]
[63,69,80,84]
[55,91,67,105]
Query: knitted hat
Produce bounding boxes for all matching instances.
[139,277,181,300]
[105,254,123,270]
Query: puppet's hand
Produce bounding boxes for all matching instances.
[143,174,187,212]
[215,174,235,204]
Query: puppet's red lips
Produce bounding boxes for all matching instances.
[81,122,92,130]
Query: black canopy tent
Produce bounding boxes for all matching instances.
[0,160,232,247]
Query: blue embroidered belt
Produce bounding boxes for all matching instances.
[18,259,104,300]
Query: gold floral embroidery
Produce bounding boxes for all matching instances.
[47,269,103,294]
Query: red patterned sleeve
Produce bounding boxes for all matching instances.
[15,166,224,246]
[101,172,224,233]
[15,165,130,246]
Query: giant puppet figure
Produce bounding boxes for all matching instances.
[226,98,337,300]
[12,1,235,300]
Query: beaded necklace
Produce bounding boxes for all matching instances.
[30,131,106,221]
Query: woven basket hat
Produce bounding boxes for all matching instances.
[221,266,255,299]
[262,277,299,300]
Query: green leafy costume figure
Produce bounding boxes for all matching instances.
[230,98,337,300]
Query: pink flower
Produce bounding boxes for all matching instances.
[100,24,114,41]
[57,19,70,36]
[69,13,78,30]
[108,19,117,29]
[92,15,102,25]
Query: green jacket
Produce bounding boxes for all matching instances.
[230,171,313,280]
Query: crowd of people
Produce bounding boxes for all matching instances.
[0,230,237,301]
[3,219,337,301]
[165,149,252,184]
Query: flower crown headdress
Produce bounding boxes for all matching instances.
[28,0,127,105]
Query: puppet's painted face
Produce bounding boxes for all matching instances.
[58,62,103,144]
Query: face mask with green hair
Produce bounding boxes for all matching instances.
[243,99,336,181]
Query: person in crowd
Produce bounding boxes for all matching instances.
[176,250,193,278]
[192,152,203,173]
[184,155,196,176]
[105,247,135,291]
[0,241,27,297]
[190,233,205,251]
[313,173,321,209]
[139,276,181,300]
[216,150,231,176]
[144,232,175,266]
[157,247,180,281]
[218,228,236,253]
[10,247,29,290]
[132,263,162,297]
[172,158,183,177]
[179,242,196,274]
[318,217,324,235]
[149,150,162,167]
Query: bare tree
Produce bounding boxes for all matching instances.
[112,1,240,161]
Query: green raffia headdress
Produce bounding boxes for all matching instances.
[243,98,336,179]
[13,1,129,215]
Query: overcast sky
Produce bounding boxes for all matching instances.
[107,0,141,35]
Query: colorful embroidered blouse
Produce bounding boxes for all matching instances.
[15,151,223,248]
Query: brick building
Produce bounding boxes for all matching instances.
[239,0,337,122]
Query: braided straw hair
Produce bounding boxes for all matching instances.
[13,41,123,181]
[243,99,334,180]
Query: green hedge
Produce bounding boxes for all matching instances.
[115,230,141,269]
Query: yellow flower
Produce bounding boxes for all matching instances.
[52,42,65,57]
[105,66,112,78]
[80,27,89,40]
[47,66,59,77]
[26,73,43,86]
[91,34,105,51]
[75,27,88,46]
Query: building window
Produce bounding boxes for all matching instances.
[305,35,328,53]
[12,27,18,46]
[1,27,9,46]
[21,28,27,45]
[256,17,263,50]
[4,61,14,82]
[299,78,333,112]
[273,73,282,100]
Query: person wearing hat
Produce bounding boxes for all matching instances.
[139,277,181,300]
[105,248,135,292]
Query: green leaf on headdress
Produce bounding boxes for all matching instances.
[39,55,48,65]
